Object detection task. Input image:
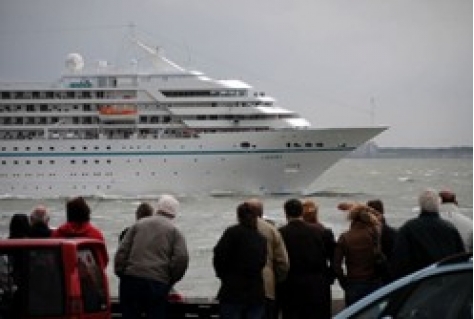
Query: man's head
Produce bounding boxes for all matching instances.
[156,194,180,219]
[66,197,90,223]
[237,202,259,228]
[284,198,303,219]
[30,205,50,225]
[246,198,263,218]
[367,199,384,215]
[419,189,440,213]
[135,202,154,220]
[439,190,458,206]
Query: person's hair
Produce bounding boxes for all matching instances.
[302,199,318,223]
[419,189,440,213]
[135,202,154,220]
[246,198,263,218]
[237,202,258,228]
[367,199,384,215]
[348,204,379,226]
[9,213,30,239]
[30,205,49,224]
[284,198,303,218]
[66,196,91,223]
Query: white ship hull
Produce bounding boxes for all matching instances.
[0,127,383,198]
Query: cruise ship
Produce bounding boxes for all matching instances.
[0,39,386,198]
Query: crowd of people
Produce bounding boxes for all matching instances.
[6,188,472,319]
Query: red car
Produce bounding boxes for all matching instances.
[0,238,110,318]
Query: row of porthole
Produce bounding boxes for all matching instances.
[0,171,185,178]
[1,144,209,152]
[1,157,232,166]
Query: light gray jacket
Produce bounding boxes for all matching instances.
[114,214,189,286]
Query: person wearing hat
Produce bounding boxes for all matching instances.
[439,190,473,251]
[114,194,189,319]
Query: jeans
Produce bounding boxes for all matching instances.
[119,274,170,319]
[220,301,265,319]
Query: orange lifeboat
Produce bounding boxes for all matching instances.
[99,105,138,122]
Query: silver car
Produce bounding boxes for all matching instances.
[333,253,472,319]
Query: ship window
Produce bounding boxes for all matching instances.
[83,160,88,164]
[338,143,347,147]
[286,143,291,147]
[293,143,301,147]
[49,160,55,164]
[305,143,312,147]
[240,142,251,148]
[316,142,324,147]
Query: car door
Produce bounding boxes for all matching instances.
[346,268,472,319]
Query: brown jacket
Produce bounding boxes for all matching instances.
[334,220,378,282]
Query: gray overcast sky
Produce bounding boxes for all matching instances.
[0,0,472,147]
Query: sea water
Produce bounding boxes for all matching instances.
[0,158,471,299]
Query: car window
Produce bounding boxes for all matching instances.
[349,270,472,319]
[27,249,65,316]
[0,248,65,317]
[78,248,108,313]
[395,271,472,319]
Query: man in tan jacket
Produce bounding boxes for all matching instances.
[247,198,289,319]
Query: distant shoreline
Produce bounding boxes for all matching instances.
[350,144,473,159]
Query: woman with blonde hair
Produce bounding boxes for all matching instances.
[334,203,382,307]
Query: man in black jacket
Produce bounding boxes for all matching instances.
[391,189,465,279]
[277,198,327,319]
[213,202,267,319]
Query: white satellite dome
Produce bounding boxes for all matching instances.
[65,53,84,71]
